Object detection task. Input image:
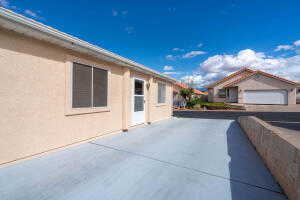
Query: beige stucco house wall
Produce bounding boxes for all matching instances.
[235,74,297,105]
[0,11,174,165]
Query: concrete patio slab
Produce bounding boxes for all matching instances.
[0,118,287,200]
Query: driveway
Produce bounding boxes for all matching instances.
[0,118,286,200]
[174,110,300,131]
[244,104,300,112]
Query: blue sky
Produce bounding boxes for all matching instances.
[1,0,300,89]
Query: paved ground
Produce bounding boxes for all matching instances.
[174,110,300,131]
[0,118,287,200]
[244,104,300,112]
[229,104,300,112]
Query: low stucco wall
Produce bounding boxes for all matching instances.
[238,116,300,200]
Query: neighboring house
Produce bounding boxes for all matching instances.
[207,68,300,105]
[173,82,206,107]
[0,8,175,165]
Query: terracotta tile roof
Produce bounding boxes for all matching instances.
[207,68,254,88]
[174,82,189,89]
[194,89,207,95]
[174,81,207,95]
[224,69,300,88]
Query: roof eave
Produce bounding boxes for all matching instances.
[0,8,176,83]
[223,71,300,88]
[206,68,254,89]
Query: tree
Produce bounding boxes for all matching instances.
[179,88,195,108]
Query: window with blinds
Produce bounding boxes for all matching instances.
[157,82,166,104]
[72,63,108,108]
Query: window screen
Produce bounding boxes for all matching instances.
[157,82,166,103]
[72,63,108,108]
[93,68,108,107]
[72,63,92,108]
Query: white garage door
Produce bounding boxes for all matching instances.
[244,90,287,105]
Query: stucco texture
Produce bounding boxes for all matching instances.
[208,71,297,105]
[209,70,252,103]
[236,74,297,104]
[0,28,172,165]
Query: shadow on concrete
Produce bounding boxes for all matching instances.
[226,121,287,200]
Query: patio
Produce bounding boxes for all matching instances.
[0,118,287,200]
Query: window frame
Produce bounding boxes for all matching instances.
[218,89,226,98]
[65,57,111,116]
[157,80,167,105]
[72,62,108,108]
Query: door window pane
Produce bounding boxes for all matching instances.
[72,63,92,108]
[134,79,144,95]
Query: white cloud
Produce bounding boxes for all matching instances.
[112,9,128,17]
[24,9,37,17]
[112,10,118,16]
[181,49,300,88]
[197,43,203,48]
[163,65,174,70]
[121,10,128,15]
[172,48,184,51]
[0,0,9,7]
[0,1,43,20]
[124,26,134,34]
[294,40,300,46]
[163,71,181,75]
[182,50,206,59]
[181,73,222,89]
[295,49,300,55]
[165,55,175,60]
[274,45,293,52]
[168,7,176,12]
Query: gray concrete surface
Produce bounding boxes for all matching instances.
[269,121,300,131]
[0,118,287,200]
[174,110,300,132]
[244,104,300,112]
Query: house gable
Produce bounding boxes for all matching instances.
[207,68,254,89]
[232,73,298,90]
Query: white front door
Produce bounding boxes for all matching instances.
[132,78,145,126]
